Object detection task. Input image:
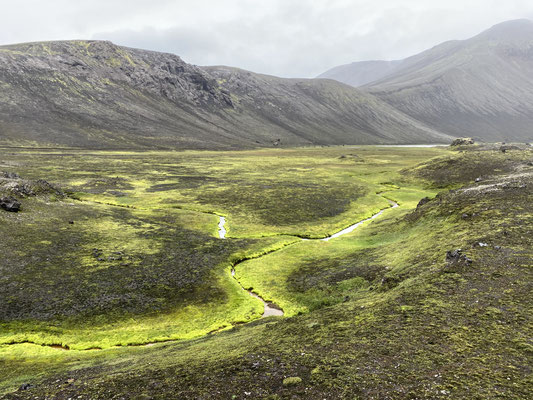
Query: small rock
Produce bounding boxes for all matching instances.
[445,249,472,268]
[0,196,21,212]
[19,383,32,391]
[451,138,474,146]
[416,197,430,209]
[461,213,469,219]
[500,145,520,153]
[2,171,20,179]
[475,177,482,183]
[381,275,401,289]
[446,249,463,262]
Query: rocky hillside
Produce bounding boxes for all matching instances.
[369,20,533,142]
[0,41,450,149]
[206,66,450,145]
[319,19,533,143]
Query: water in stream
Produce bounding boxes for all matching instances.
[218,216,227,239]
[219,198,399,318]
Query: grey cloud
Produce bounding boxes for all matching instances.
[2,1,533,77]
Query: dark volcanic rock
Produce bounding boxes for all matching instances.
[416,196,431,208]
[0,176,64,198]
[2,171,20,179]
[451,138,475,146]
[445,249,473,269]
[0,196,21,212]
[500,145,521,153]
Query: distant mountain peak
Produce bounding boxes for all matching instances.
[317,60,403,87]
[474,18,533,42]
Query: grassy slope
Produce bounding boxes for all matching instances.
[1,146,531,399]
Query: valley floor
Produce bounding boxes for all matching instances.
[0,145,531,399]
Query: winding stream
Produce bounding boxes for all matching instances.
[220,197,399,318]
[321,200,398,241]
[8,195,400,351]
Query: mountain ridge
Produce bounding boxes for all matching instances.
[0,40,450,149]
[365,19,533,141]
[318,19,533,142]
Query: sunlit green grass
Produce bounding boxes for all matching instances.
[0,146,447,350]
[1,146,531,398]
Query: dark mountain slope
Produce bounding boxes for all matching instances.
[206,66,450,145]
[365,19,533,142]
[0,41,450,149]
[317,60,403,87]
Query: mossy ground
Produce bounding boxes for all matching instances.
[0,146,445,349]
[0,145,531,399]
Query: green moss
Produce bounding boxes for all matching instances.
[282,377,302,385]
[0,146,530,398]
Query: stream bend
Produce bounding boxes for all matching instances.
[220,197,399,319]
[7,196,399,351]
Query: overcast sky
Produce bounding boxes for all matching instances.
[1,0,533,77]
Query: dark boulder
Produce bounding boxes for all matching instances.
[500,145,520,153]
[445,249,472,271]
[416,197,431,209]
[446,249,462,262]
[451,138,474,146]
[380,274,402,290]
[0,196,21,212]
[0,178,65,198]
[2,171,20,179]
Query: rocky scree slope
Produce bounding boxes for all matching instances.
[365,19,533,142]
[319,19,533,143]
[0,40,450,149]
[205,65,451,146]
